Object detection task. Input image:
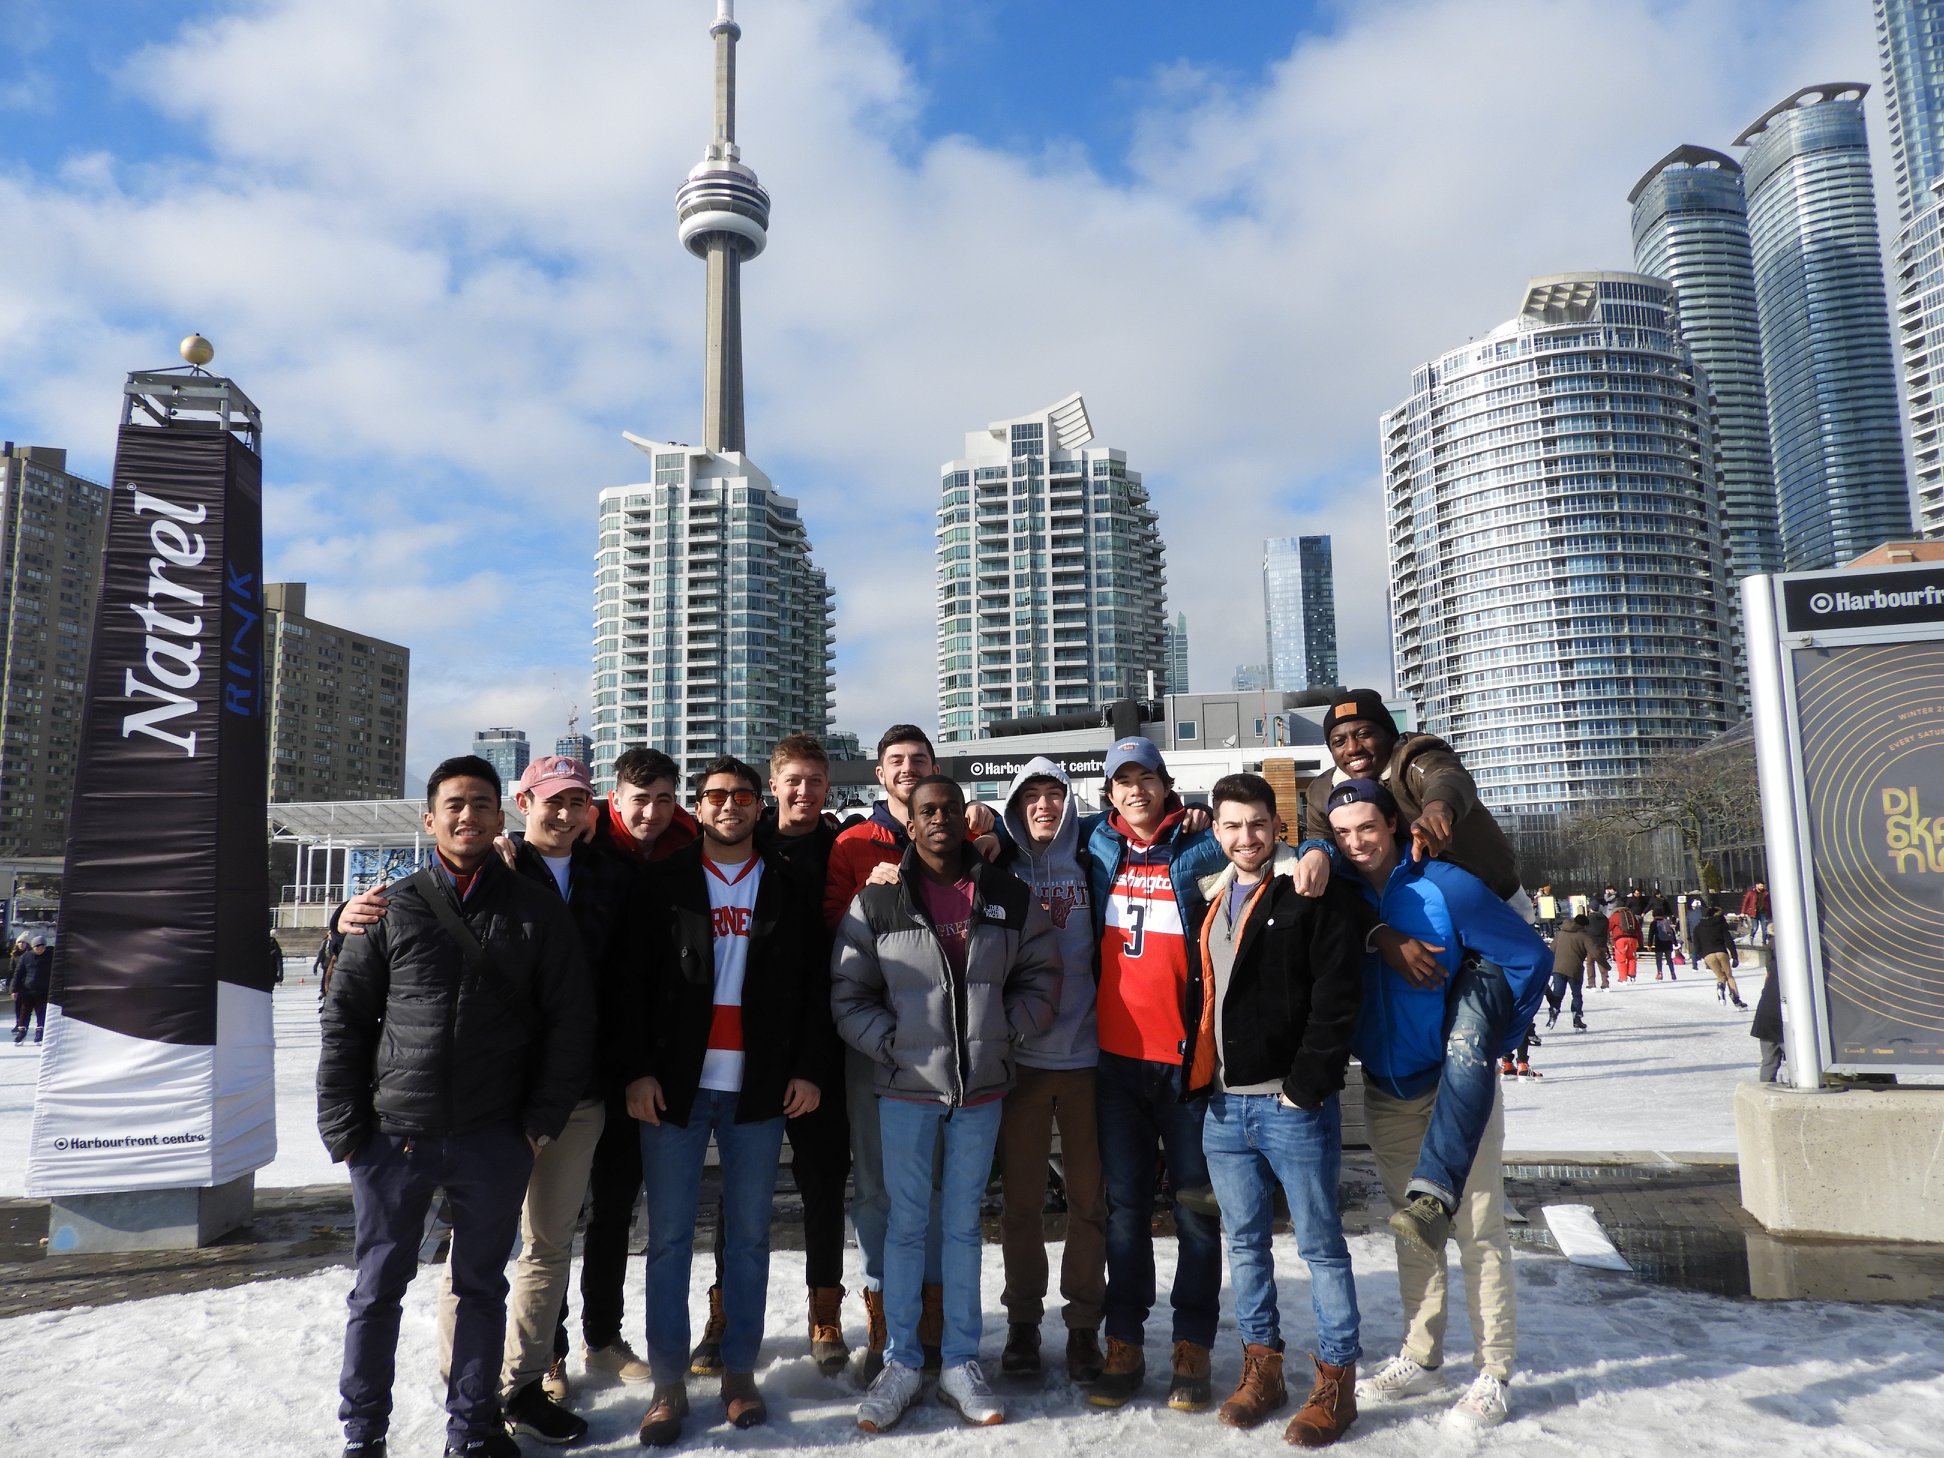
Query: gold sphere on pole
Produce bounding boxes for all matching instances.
[179,333,214,367]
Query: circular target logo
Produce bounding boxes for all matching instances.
[1809,592,1834,614]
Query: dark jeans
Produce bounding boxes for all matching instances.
[12,993,45,1039]
[1409,956,1514,1210]
[1545,974,1584,1020]
[1096,1051,1221,1349]
[709,1081,852,1289]
[577,1091,644,1349]
[339,1123,532,1448]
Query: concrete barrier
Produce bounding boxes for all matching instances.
[1736,1081,1944,1242]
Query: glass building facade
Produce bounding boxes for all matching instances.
[1382,273,1737,822]
[935,393,1168,742]
[1737,85,1914,567]
[1629,146,1782,580]
[1263,535,1339,691]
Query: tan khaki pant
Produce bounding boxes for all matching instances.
[436,1097,606,1397]
[1363,1081,1515,1381]
[998,1064,1107,1330]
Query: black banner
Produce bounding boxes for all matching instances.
[1781,564,1944,634]
[51,418,267,1046]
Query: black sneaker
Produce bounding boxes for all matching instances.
[1001,1321,1042,1374]
[443,1432,519,1458]
[505,1379,589,1446]
[343,1442,387,1458]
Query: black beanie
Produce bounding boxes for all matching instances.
[1320,689,1399,742]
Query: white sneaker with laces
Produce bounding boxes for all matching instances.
[1446,1371,1510,1428]
[938,1359,1005,1426]
[1354,1353,1444,1404]
[857,1360,922,1433]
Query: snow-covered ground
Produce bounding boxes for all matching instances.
[0,953,1768,1197]
[6,961,1944,1455]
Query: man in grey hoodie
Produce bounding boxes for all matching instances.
[993,757,1107,1383]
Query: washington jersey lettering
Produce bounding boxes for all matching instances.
[1097,851,1188,1062]
[700,856,763,1093]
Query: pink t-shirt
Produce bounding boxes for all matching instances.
[919,875,975,979]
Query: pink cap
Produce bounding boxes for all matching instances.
[516,754,593,800]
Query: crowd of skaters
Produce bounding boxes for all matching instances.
[315,690,1597,1458]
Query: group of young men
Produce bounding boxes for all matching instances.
[317,690,1549,1457]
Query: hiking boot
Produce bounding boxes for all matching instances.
[1284,1355,1357,1447]
[1088,1336,1146,1407]
[808,1286,849,1376]
[861,1286,887,1381]
[1001,1320,1041,1375]
[918,1283,945,1373]
[1217,1343,1287,1428]
[1445,1371,1509,1428]
[1354,1353,1442,1404]
[637,1385,688,1448]
[687,1286,725,1375]
[583,1338,652,1384]
[1066,1328,1105,1383]
[857,1359,922,1433]
[939,1359,1006,1426]
[1388,1192,1451,1258]
[504,1380,588,1446]
[721,1371,766,1429]
[1168,1340,1213,1411]
[542,1356,571,1401]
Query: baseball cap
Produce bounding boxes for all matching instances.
[1320,689,1399,742]
[516,755,594,800]
[1102,737,1166,780]
[1324,776,1397,817]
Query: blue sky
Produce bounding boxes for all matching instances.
[0,0,1887,779]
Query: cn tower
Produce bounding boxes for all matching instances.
[676,0,771,455]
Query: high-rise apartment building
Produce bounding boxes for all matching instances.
[1877,2,1944,535]
[1262,535,1338,691]
[590,2,835,785]
[1737,84,1914,568]
[555,730,593,764]
[1383,274,1737,822]
[472,727,530,787]
[264,583,408,802]
[0,445,110,857]
[1629,146,1784,580]
[934,393,1168,742]
[1165,611,1190,695]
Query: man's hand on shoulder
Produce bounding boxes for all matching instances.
[334,884,390,937]
[1291,847,1331,898]
[493,834,519,868]
[865,861,901,887]
[1180,805,1211,835]
[965,803,995,837]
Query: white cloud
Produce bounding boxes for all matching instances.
[0,0,1884,781]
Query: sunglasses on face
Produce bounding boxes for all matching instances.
[698,788,759,807]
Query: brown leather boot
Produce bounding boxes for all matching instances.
[861,1287,887,1381]
[1168,1340,1213,1411]
[687,1285,725,1375]
[1284,1354,1357,1447]
[918,1282,945,1374]
[721,1370,766,1429]
[638,1384,689,1448]
[1218,1343,1287,1428]
[1087,1336,1146,1408]
[808,1285,849,1376]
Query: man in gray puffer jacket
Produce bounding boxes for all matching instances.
[833,775,1060,1433]
[992,757,1107,1381]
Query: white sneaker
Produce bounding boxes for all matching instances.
[584,1338,653,1384]
[857,1360,922,1433]
[1446,1371,1510,1428]
[1355,1353,1444,1404]
[938,1359,1005,1426]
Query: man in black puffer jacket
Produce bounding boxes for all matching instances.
[320,754,593,1458]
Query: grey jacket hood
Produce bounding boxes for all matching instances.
[999,757,1097,1070]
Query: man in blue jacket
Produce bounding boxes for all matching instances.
[1326,778,1548,1431]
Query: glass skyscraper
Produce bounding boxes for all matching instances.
[1737,84,1914,567]
[935,393,1168,742]
[1262,535,1339,691]
[1877,2,1944,535]
[1629,146,1782,580]
[1383,273,1737,822]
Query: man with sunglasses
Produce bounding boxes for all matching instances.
[614,757,833,1446]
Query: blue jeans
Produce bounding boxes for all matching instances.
[878,1098,1003,1369]
[1409,956,1514,1210]
[847,1046,941,1291]
[639,1089,786,1381]
[1202,1092,1360,1367]
[1546,973,1584,1020]
[1095,1051,1221,1348]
